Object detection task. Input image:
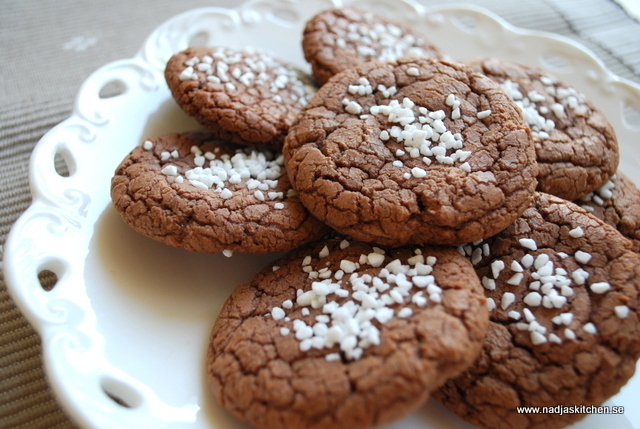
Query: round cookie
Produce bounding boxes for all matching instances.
[576,172,640,252]
[435,192,640,429]
[207,237,489,429]
[284,57,538,247]
[110,130,330,254]
[468,58,619,200]
[302,7,442,86]
[165,46,316,150]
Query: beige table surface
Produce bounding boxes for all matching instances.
[1,0,639,428]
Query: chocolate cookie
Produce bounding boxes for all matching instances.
[207,237,489,429]
[284,57,538,247]
[468,58,619,200]
[302,7,442,85]
[435,192,640,429]
[165,47,316,150]
[110,130,330,254]
[576,172,640,251]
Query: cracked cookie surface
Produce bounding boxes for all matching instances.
[435,192,640,429]
[110,130,330,254]
[207,237,489,429]
[302,7,441,86]
[165,47,316,150]
[468,58,619,200]
[575,172,640,252]
[284,57,538,247]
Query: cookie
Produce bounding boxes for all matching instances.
[284,57,538,247]
[468,58,619,200]
[435,192,640,429]
[302,7,442,86]
[165,47,316,150]
[576,172,640,251]
[207,237,489,429]
[110,130,330,254]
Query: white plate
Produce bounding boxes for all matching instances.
[4,0,640,428]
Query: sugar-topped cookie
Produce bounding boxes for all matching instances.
[165,47,316,150]
[468,58,619,200]
[111,131,330,254]
[576,172,640,251]
[207,237,489,429]
[284,57,538,247]
[302,7,442,85]
[436,192,640,429]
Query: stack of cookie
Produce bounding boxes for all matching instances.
[111,47,331,255]
[110,6,640,429]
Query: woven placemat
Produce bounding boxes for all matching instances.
[0,100,75,428]
[1,0,638,427]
